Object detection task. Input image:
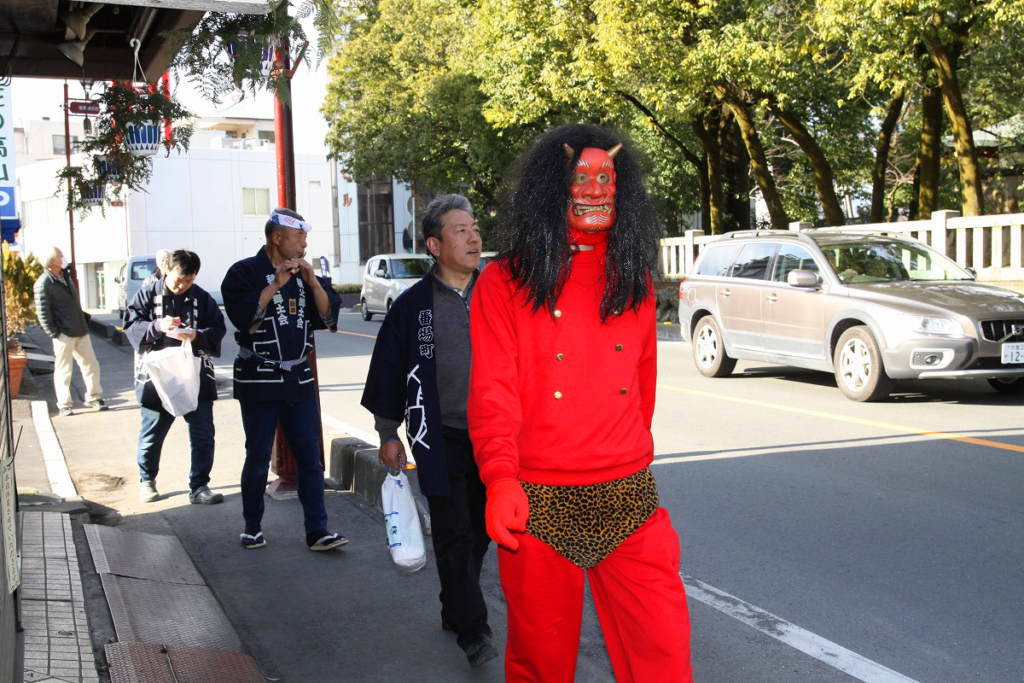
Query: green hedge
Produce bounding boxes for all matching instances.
[332,283,363,294]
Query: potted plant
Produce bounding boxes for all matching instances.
[2,242,44,398]
[56,164,112,216]
[55,80,194,214]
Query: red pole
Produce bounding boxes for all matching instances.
[63,82,79,292]
[162,72,172,144]
[267,23,325,494]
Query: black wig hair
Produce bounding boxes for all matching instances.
[496,123,659,322]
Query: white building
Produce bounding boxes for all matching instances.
[13,114,419,310]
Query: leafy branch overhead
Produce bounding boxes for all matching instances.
[166,0,342,105]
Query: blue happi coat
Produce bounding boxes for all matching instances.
[361,275,448,496]
[122,278,226,408]
[221,247,342,403]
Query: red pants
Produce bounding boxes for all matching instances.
[498,507,693,682]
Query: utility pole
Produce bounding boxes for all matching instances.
[267,12,325,495]
[62,82,79,291]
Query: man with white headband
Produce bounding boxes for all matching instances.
[221,207,346,551]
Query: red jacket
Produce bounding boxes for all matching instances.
[468,244,657,488]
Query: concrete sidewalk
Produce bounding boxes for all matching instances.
[12,321,616,682]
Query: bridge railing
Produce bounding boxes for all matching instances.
[659,210,1024,288]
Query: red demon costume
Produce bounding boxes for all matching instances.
[469,124,693,682]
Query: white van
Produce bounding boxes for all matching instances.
[115,254,157,315]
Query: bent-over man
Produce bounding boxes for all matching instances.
[123,249,226,504]
[362,194,497,668]
[221,208,347,552]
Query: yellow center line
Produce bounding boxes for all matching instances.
[657,383,1024,454]
[335,329,378,340]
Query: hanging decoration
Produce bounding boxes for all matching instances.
[54,40,194,215]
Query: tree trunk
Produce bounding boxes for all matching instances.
[721,111,751,231]
[697,152,711,234]
[718,89,788,229]
[909,158,921,220]
[615,90,709,231]
[767,103,846,227]
[926,31,984,216]
[917,81,943,217]
[870,91,905,222]
[693,115,724,235]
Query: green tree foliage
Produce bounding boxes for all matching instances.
[325,0,1024,238]
[323,0,541,236]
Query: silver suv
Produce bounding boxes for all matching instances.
[678,230,1024,401]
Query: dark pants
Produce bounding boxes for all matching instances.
[137,400,215,493]
[426,427,491,645]
[238,398,328,534]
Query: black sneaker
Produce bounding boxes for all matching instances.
[462,636,498,668]
[85,398,108,411]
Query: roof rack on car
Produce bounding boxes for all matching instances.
[801,226,926,243]
[720,229,821,247]
[723,229,792,238]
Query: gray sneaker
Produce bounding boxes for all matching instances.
[139,480,159,503]
[188,486,224,505]
[58,407,74,417]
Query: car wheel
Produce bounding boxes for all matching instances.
[692,315,736,378]
[360,298,372,321]
[987,377,1024,394]
[834,326,893,401]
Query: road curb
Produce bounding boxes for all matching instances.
[88,316,128,346]
[31,400,79,499]
[329,437,432,536]
[656,323,682,341]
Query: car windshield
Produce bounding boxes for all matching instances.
[391,258,432,278]
[818,239,971,284]
[131,260,157,280]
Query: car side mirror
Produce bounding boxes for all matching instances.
[787,270,820,288]
[965,267,977,278]
[375,268,387,278]
[113,276,121,284]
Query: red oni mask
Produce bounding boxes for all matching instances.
[566,144,621,244]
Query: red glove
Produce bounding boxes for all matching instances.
[486,479,529,551]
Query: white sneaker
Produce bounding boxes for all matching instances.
[139,480,159,503]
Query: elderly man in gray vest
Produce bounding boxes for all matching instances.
[33,246,107,417]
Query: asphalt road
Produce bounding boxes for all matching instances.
[309,308,1024,683]
[47,306,1021,682]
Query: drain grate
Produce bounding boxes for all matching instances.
[101,574,243,652]
[85,524,205,585]
[106,642,264,683]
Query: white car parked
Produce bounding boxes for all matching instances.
[115,254,157,315]
[360,253,433,320]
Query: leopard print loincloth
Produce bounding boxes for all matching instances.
[522,467,659,569]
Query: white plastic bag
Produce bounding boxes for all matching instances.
[141,339,201,417]
[381,470,427,572]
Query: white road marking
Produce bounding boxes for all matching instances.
[321,413,379,447]
[684,575,921,682]
[31,401,78,499]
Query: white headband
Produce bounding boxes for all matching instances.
[271,212,313,232]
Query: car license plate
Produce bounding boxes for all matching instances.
[1002,342,1024,364]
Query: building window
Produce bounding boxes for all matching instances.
[358,180,394,262]
[52,135,79,155]
[242,188,270,216]
[258,130,275,144]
